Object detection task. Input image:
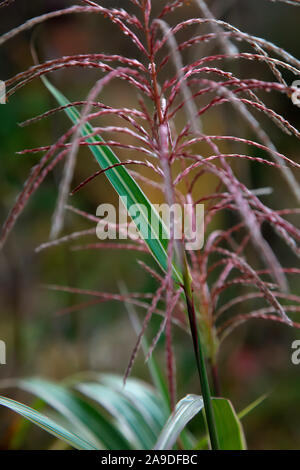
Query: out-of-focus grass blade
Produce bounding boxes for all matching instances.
[9,398,45,449]
[13,378,131,450]
[76,381,157,450]
[154,394,204,450]
[238,393,268,420]
[0,395,97,450]
[100,374,168,433]
[212,398,246,450]
[1,374,172,450]
[43,77,182,284]
[101,374,196,450]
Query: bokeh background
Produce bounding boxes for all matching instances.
[0,0,299,449]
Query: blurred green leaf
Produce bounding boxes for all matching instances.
[14,378,131,450]
[77,381,159,449]
[0,395,97,450]
[100,374,168,432]
[238,393,268,421]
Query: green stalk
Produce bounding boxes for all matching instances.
[182,256,220,450]
[159,136,219,449]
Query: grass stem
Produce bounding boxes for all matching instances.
[182,256,220,450]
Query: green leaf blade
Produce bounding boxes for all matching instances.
[14,378,131,450]
[76,381,158,450]
[154,394,204,450]
[155,394,246,450]
[212,398,247,450]
[43,77,182,284]
[0,395,97,450]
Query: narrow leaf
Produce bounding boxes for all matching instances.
[154,394,204,450]
[76,382,158,450]
[238,393,268,421]
[43,77,182,284]
[0,395,97,450]
[12,378,131,450]
[100,374,169,432]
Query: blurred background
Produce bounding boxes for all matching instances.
[0,0,299,449]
